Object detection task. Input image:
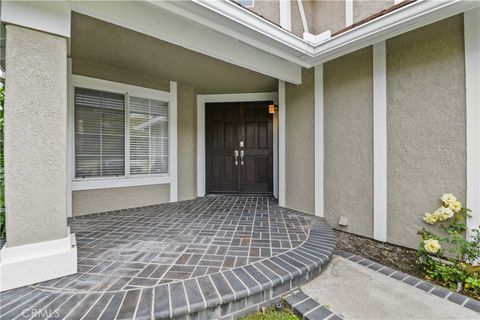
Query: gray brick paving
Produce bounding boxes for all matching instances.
[1,196,336,319]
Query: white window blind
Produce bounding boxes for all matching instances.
[74,88,125,178]
[129,97,169,175]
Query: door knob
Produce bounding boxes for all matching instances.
[234,150,239,166]
[240,150,244,166]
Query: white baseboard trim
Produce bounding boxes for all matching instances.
[0,228,77,292]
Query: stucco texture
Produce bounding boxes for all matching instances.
[71,13,276,95]
[4,25,68,247]
[353,0,394,24]
[177,83,197,201]
[251,0,280,25]
[285,68,315,214]
[310,0,345,35]
[72,185,170,216]
[386,15,466,248]
[324,47,374,238]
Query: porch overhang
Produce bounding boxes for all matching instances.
[2,1,479,86]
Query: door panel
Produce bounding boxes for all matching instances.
[206,103,240,193]
[239,102,273,193]
[205,102,273,194]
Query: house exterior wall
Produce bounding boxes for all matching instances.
[4,25,68,247]
[250,0,280,25]
[73,185,170,215]
[353,0,394,24]
[310,0,346,35]
[324,47,374,238]
[386,15,466,248]
[285,68,315,214]
[177,83,197,201]
[320,15,466,249]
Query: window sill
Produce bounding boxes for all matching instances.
[71,176,171,191]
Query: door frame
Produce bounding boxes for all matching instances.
[197,92,279,198]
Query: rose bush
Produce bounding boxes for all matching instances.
[418,194,480,299]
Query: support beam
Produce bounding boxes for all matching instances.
[314,65,324,217]
[373,41,388,242]
[465,8,480,239]
[278,80,287,207]
[1,25,76,291]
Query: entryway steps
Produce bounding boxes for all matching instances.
[284,291,344,320]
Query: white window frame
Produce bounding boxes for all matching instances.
[69,75,177,192]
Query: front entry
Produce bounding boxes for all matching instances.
[205,102,273,194]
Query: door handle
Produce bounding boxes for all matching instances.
[234,150,239,166]
[240,150,244,166]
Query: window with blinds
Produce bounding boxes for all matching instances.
[74,88,125,178]
[129,97,169,175]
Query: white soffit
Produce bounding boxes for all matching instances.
[70,0,302,84]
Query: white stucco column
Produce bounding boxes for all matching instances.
[0,25,76,291]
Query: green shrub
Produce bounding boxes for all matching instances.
[418,194,480,298]
[240,306,300,320]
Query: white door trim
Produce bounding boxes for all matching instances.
[196,92,278,198]
[465,8,480,239]
[373,41,388,242]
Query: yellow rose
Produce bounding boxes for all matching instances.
[449,201,462,213]
[441,193,457,206]
[433,207,447,221]
[424,239,441,254]
[423,212,437,224]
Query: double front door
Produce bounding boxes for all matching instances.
[205,102,273,194]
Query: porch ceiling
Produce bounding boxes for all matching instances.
[71,13,277,94]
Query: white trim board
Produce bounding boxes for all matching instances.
[345,0,354,27]
[169,81,178,202]
[465,8,480,239]
[279,0,292,32]
[278,81,286,207]
[373,41,388,242]
[314,65,324,217]
[196,92,279,198]
[0,228,77,292]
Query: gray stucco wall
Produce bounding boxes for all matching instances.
[311,0,346,34]
[177,83,197,201]
[251,0,280,25]
[324,47,374,238]
[72,62,198,215]
[353,0,394,24]
[386,15,466,248]
[285,68,315,214]
[5,26,68,246]
[73,185,170,216]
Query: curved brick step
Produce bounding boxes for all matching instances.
[157,217,336,319]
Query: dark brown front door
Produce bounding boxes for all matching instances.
[206,102,273,194]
